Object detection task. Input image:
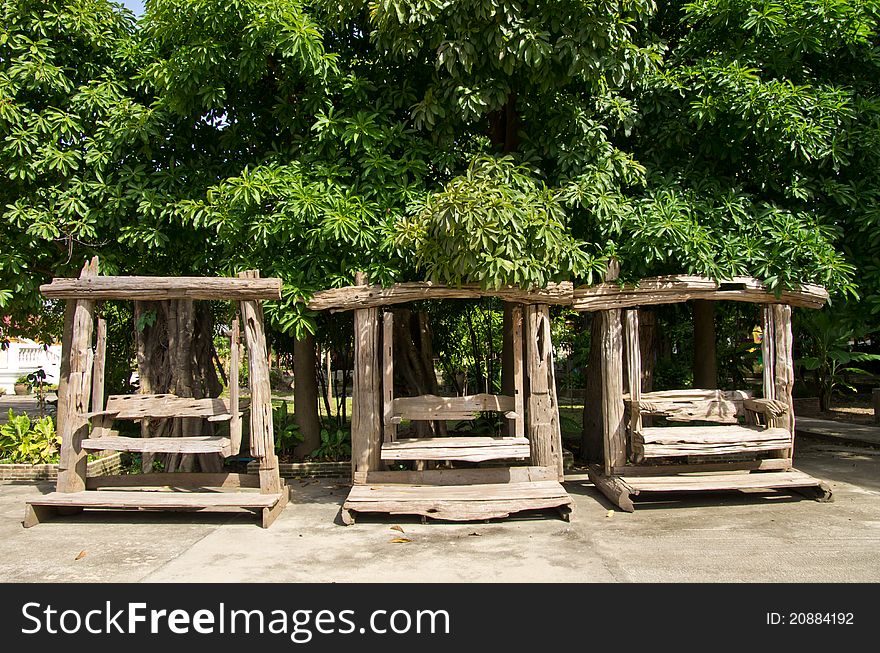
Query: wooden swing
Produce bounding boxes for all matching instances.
[308,279,574,523]
[23,258,289,528]
[573,272,833,511]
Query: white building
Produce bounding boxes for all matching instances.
[0,339,62,394]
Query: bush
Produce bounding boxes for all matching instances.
[0,410,61,464]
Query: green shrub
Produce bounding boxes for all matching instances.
[310,428,351,462]
[0,410,61,464]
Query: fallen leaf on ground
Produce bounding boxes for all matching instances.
[606,510,614,518]
[468,532,482,537]
[389,538,411,543]
[390,525,405,533]
[74,551,86,561]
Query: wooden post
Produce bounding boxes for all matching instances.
[761,306,776,403]
[56,257,98,493]
[239,271,281,495]
[510,303,525,440]
[91,317,107,413]
[625,310,642,441]
[526,304,557,471]
[772,304,795,456]
[229,317,242,455]
[351,272,382,478]
[600,308,626,475]
[544,308,565,480]
[382,311,396,443]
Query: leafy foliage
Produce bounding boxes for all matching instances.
[0,410,60,464]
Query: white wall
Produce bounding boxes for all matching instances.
[0,340,61,394]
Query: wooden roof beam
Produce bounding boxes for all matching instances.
[41,276,282,301]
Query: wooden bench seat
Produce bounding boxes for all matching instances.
[81,435,234,457]
[633,425,791,458]
[380,436,530,462]
[24,488,289,529]
[341,480,572,523]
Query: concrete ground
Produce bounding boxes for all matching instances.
[1,438,878,583]
[797,416,880,448]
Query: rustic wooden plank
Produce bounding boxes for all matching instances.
[382,311,396,443]
[351,272,383,477]
[600,308,626,475]
[97,395,244,420]
[526,305,557,470]
[262,485,290,528]
[86,472,261,489]
[380,437,530,462]
[91,317,107,414]
[638,425,791,444]
[228,317,242,455]
[623,470,822,492]
[56,257,98,493]
[542,305,565,481]
[346,480,568,501]
[625,309,642,441]
[308,281,575,311]
[81,435,232,455]
[612,458,793,476]
[571,276,828,311]
[239,270,282,495]
[23,504,56,528]
[41,276,282,300]
[772,304,795,457]
[638,399,743,423]
[762,305,776,403]
[587,466,636,512]
[353,466,558,486]
[28,490,281,509]
[392,393,515,420]
[628,389,752,402]
[510,303,525,439]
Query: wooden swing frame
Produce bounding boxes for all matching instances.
[23,258,289,528]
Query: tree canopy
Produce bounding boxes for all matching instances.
[2,0,879,343]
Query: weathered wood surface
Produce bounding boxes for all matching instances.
[228,317,242,454]
[625,310,642,437]
[526,305,558,471]
[351,273,383,476]
[634,425,791,458]
[587,466,636,512]
[308,281,574,311]
[261,485,290,528]
[510,303,525,439]
[571,276,828,311]
[392,393,515,421]
[239,270,282,494]
[600,308,626,474]
[380,437,530,462]
[91,317,107,414]
[81,435,233,456]
[89,394,245,420]
[27,490,281,509]
[56,258,98,493]
[771,304,795,453]
[382,311,396,442]
[41,276,282,300]
[612,458,792,476]
[86,472,261,489]
[342,480,573,522]
[622,469,822,492]
[353,465,557,486]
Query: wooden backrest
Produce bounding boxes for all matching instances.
[104,394,241,420]
[630,389,753,424]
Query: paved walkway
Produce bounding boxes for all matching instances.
[1,439,879,582]
[796,417,880,448]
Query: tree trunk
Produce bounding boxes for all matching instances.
[134,300,223,473]
[293,334,321,459]
[692,300,717,389]
[581,314,604,464]
[393,308,445,437]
